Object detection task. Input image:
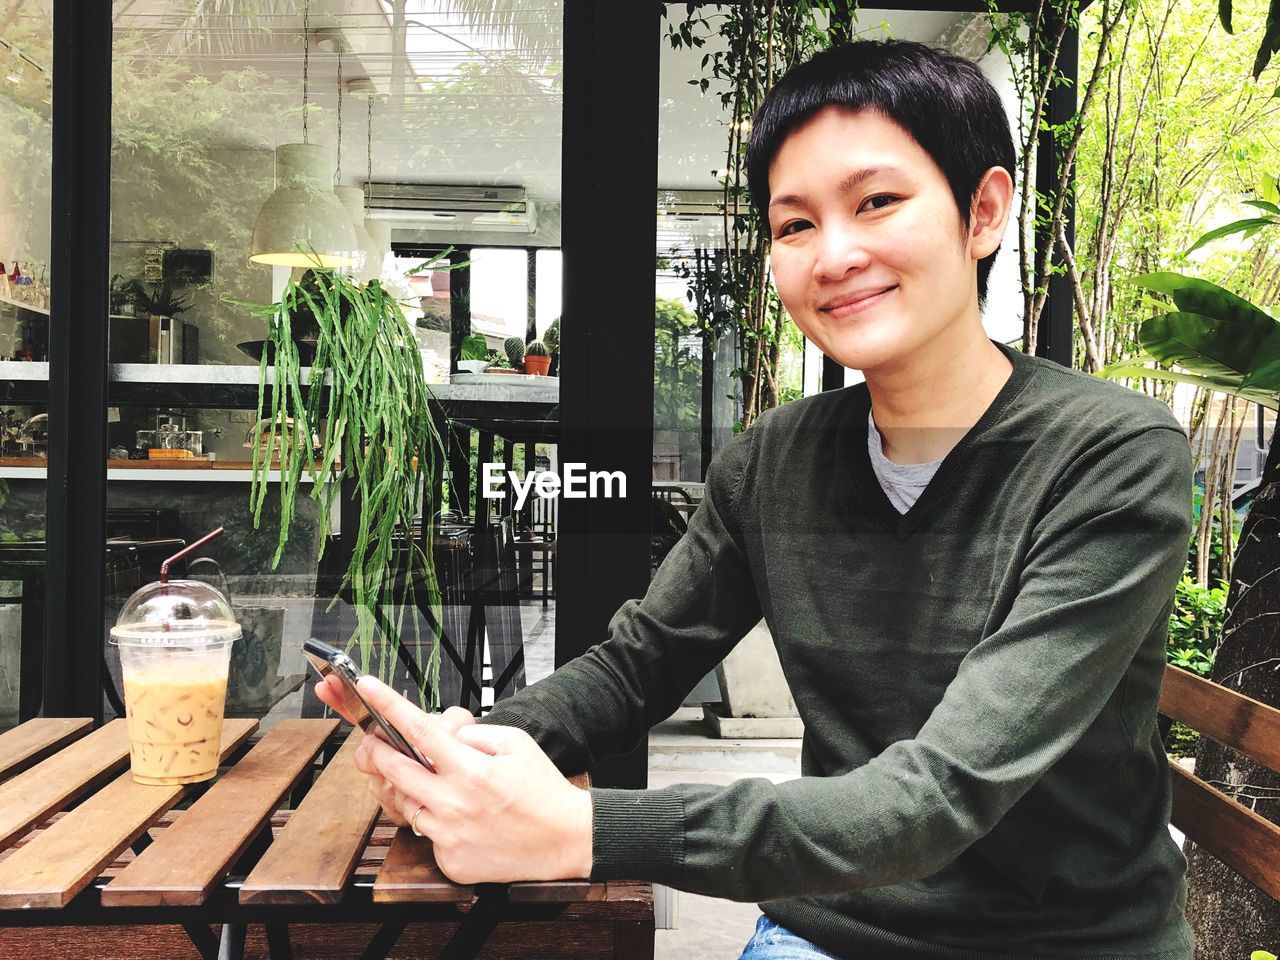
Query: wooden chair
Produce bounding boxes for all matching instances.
[1158,664,1280,901]
[513,494,557,609]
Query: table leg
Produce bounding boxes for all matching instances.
[181,923,220,960]
[438,884,511,960]
[217,922,247,960]
[360,918,408,960]
[265,922,294,960]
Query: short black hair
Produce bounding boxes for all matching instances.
[746,40,1016,304]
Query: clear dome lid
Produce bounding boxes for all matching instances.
[110,579,241,645]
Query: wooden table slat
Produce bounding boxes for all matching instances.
[373,767,602,905]
[239,727,380,905]
[101,718,337,907]
[0,720,131,851]
[0,718,93,784]
[0,719,258,909]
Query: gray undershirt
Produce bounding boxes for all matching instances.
[867,409,945,514]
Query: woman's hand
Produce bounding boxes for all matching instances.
[316,675,593,884]
[313,675,476,827]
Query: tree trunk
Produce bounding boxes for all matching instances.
[1184,413,1280,957]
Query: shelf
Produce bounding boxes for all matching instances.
[0,458,319,483]
[1,362,559,417]
[0,293,49,316]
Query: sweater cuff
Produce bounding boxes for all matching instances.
[588,788,686,884]
[476,704,534,732]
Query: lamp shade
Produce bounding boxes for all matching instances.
[250,143,357,268]
[334,185,382,282]
[364,218,392,277]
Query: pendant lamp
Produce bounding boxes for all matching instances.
[364,218,391,278]
[249,1,355,268]
[361,93,392,278]
[251,144,357,268]
[335,185,381,281]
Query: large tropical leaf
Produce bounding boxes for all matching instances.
[1185,216,1280,255]
[1241,327,1280,392]
[1139,310,1279,379]
[1131,272,1279,331]
[1097,359,1280,411]
[1218,0,1280,77]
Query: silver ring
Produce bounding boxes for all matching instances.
[410,804,427,838]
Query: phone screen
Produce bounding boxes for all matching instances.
[303,638,436,772]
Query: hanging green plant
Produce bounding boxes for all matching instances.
[238,263,447,706]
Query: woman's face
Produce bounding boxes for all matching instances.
[766,106,999,375]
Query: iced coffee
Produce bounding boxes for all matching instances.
[120,647,232,784]
[110,577,241,786]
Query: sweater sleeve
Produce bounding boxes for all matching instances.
[476,424,764,779]
[584,424,1193,901]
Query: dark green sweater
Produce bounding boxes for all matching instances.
[480,340,1196,959]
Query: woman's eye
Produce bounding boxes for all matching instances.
[861,194,898,212]
[777,220,812,238]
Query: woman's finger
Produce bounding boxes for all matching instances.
[368,777,410,827]
[398,791,436,837]
[354,678,483,778]
[363,726,439,797]
[314,677,358,726]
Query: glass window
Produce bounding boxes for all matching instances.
[0,0,52,731]
[107,0,563,726]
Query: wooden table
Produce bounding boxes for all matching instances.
[0,718,653,960]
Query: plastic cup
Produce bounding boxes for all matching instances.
[112,624,238,784]
[110,578,241,786]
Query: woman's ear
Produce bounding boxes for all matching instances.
[967,166,1014,261]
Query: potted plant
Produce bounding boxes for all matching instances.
[456,332,491,374]
[524,339,551,376]
[543,317,560,376]
[125,277,191,321]
[241,263,447,704]
[504,336,526,372]
[483,347,518,374]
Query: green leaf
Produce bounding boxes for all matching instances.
[1130,273,1278,333]
[1097,358,1280,410]
[1240,327,1280,392]
[1185,217,1279,254]
[1243,199,1280,215]
[1263,173,1280,206]
[1250,952,1278,960]
[459,333,488,361]
[1140,310,1276,379]
[1252,0,1280,77]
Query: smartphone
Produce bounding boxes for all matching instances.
[303,638,436,772]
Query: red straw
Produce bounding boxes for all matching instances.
[159,526,226,584]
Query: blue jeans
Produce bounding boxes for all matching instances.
[738,914,841,959]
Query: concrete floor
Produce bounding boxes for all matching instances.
[648,707,802,959]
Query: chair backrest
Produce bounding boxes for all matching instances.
[1159,664,1280,900]
[529,491,558,540]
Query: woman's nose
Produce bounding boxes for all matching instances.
[812,224,870,282]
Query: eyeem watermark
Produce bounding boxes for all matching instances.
[481,464,627,511]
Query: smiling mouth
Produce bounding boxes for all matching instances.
[819,285,897,317]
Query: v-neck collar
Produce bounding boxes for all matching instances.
[847,340,1038,541]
